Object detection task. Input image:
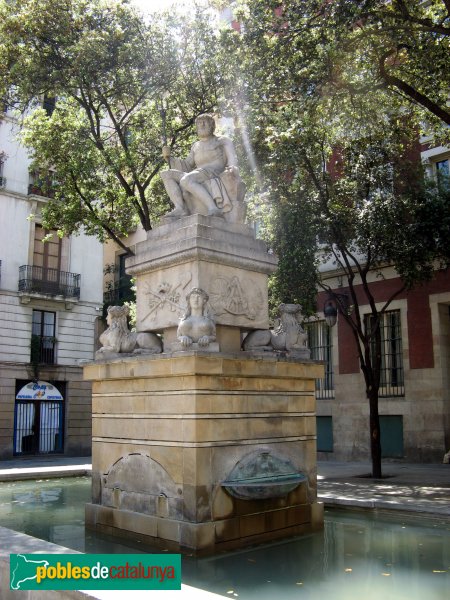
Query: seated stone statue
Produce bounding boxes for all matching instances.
[160,114,246,222]
[96,305,162,359]
[242,303,310,358]
[176,288,217,349]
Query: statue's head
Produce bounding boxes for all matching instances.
[185,287,209,316]
[106,304,130,327]
[187,287,209,305]
[195,114,215,136]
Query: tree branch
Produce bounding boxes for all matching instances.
[391,0,450,36]
[379,52,450,125]
[76,86,150,229]
[96,87,151,229]
[70,174,133,256]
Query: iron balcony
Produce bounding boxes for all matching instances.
[18,265,81,299]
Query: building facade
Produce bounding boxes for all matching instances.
[0,106,103,460]
[307,137,450,465]
[311,266,449,464]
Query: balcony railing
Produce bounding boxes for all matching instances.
[30,334,56,365]
[28,182,56,198]
[103,277,135,304]
[19,265,80,299]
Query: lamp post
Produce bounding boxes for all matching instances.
[324,299,338,327]
[323,292,352,327]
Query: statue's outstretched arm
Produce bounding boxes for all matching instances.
[162,145,196,172]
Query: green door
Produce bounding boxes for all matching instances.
[380,415,403,458]
[316,416,333,452]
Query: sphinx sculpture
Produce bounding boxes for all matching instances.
[160,113,246,223]
[175,288,217,350]
[242,303,310,358]
[96,305,162,359]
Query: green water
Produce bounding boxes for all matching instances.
[0,477,448,599]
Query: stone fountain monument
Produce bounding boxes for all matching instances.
[83,115,324,553]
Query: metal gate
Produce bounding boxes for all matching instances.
[14,400,64,455]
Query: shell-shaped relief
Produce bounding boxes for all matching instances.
[222,451,307,500]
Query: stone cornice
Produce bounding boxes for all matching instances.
[128,244,277,275]
[127,214,278,276]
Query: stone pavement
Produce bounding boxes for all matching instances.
[0,455,91,480]
[317,460,450,517]
[0,455,448,516]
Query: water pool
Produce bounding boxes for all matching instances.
[0,477,448,599]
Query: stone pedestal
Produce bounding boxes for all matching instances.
[84,353,324,554]
[86,210,324,553]
[126,214,278,350]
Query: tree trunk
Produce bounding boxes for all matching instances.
[368,388,382,478]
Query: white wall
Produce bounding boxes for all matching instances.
[0,292,99,365]
[0,116,31,196]
[0,294,32,363]
[71,233,103,304]
[0,111,103,366]
[0,194,31,292]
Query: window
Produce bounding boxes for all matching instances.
[28,170,56,197]
[365,310,404,397]
[436,159,449,176]
[306,320,334,398]
[117,254,134,301]
[436,158,449,190]
[316,416,333,452]
[104,254,134,304]
[31,310,56,364]
[33,225,62,272]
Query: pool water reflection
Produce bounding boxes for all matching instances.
[0,477,448,599]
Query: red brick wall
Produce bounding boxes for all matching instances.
[317,270,450,373]
[406,286,434,369]
[337,315,359,374]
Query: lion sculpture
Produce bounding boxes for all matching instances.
[96,305,162,359]
[242,303,310,358]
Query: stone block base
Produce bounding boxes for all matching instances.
[85,501,324,555]
[83,352,324,554]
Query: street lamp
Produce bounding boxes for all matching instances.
[323,293,352,327]
[324,299,338,327]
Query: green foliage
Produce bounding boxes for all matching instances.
[224,0,450,306]
[232,1,450,135]
[271,195,318,315]
[223,0,450,476]
[0,0,224,252]
[124,299,137,331]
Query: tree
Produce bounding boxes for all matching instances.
[232,1,450,133]
[0,0,223,254]
[221,1,450,477]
